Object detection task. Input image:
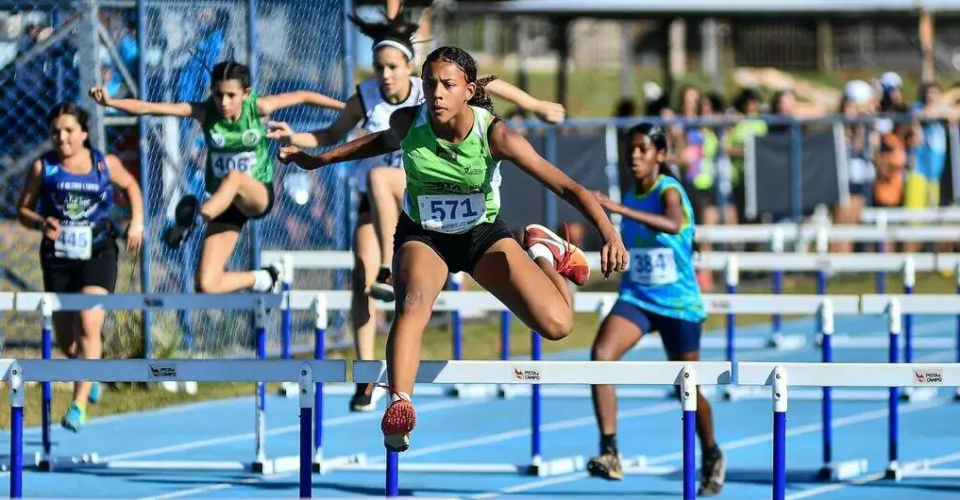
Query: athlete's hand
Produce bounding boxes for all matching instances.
[592,190,618,213]
[278,145,300,165]
[266,121,294,143]
[88,86,110,106]
[599,231,629,279]
[43,217,60,241]
[534,100,565,124]
[126,223,143,253]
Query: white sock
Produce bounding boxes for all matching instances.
[252,270,273,292]
[391,391,411,403]
[527,243,555,266]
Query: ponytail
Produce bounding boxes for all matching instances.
[423,46,498,117]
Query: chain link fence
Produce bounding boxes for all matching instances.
[0,0,350,359]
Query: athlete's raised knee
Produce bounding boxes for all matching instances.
[537,309,573,341]
[396,286,431,315]
[591,339,620,361]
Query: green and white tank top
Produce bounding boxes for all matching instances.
[202,91,272,193]
[400,104,502,234]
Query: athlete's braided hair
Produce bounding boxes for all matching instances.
[211,61,251,89]
[348,4,420,61]
[423,46,498,116]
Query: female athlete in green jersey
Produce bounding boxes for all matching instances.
[88,61,344,295]
[279,46,628,452]
[266,10,565,414]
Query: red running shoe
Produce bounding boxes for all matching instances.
[381,396,416,452]
[523,223,591,286]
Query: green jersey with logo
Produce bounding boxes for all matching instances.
[400,105,502,234]
[202,91,272,193]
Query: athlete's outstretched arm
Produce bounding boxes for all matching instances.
[594,189,685,235]
[89,86,204,120]
[267,95,364,148]
[484,79,565,124]
[489,120,628,277]
[256,91,346,116]
[279,131,397,170]
[277,106,415,170]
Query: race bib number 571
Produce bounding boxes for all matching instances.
[630,248,677,285]
[55,225,92,260]
[212,151,257,178]
[417,193,485,234]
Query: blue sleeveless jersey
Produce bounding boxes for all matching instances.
[38,149,115,258]
[618,175,705,323]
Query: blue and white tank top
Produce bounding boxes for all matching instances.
[354,76,424,193]
[38,149,115,260]
[618,174,705,323]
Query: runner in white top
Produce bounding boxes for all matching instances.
[266,9,565,413]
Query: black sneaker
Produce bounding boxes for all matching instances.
[370,267,395,302]
[587,452,623,481]
[698,447,726,497]
[349,383,385,412]
[164,195,200,249]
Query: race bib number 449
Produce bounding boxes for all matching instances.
[212,151,257,178]
[630,248,677,285]
[55,225,92,260]
[417,193,485,233]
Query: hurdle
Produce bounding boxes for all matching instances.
[267,247,960,362]
[5,292,318,475]
[2,358,345,498]
[738,360,960,500]
[862,294,960,402]
[337,359,732,498]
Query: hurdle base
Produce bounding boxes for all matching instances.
[818,459,869,481]
[34,452,295,475]
[900,387,939,402]
[820,334,955,350]
[769,332,808,351]
[499,385,719,400]
[620,455,679,476]
[725,386,899,402]
[313,451,370,474]
[323,454,585,477]
[886,459,960,481]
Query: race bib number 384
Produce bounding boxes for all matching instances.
[630,248,677,285]
[55,225,92,260]
[417,193,485,234]
[212,151,257,178]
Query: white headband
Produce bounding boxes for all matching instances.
[373,39,413,60]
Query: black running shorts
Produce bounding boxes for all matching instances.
[393,213,513,274]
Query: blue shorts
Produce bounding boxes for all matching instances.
[608,299,702,355]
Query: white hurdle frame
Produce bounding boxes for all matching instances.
[266,248,960,357]
[738,361,960,500]
[343,359,731,499]
[5,292,309,475]
[2,358,344,498]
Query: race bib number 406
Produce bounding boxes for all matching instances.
[629,248,677,285]
[417,193,485,234]
[55,225,92,260]
[212,151,257,178]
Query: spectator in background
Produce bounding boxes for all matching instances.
[723,88,767,224]
[873,74,917,215]
[768,89,796,133]
[903,82,950,253]
[832,81,878,253]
